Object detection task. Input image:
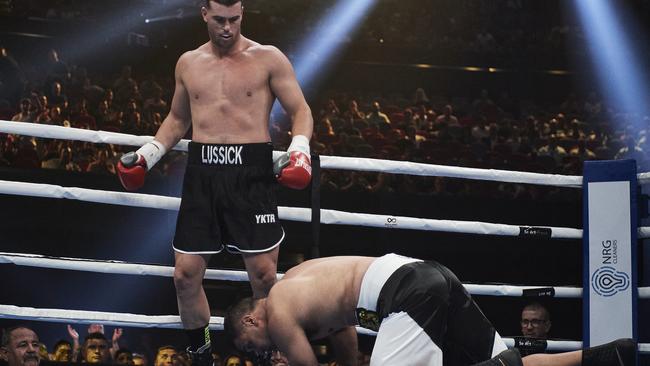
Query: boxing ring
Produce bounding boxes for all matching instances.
[0,120,648,354]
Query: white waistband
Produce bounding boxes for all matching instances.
[357,253,422,311]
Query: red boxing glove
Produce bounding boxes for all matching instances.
[117,152,147,191]
[117,141,166,191]
[275,151,312,189]
[274,135,312,190]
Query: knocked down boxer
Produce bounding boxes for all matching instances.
[225,253,636,366]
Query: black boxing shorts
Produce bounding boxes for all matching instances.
[172,142,284,255]
[356,254,507,366]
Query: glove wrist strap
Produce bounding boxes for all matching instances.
[136,140,166,170]
[287,135,310,156]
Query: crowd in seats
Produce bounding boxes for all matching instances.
[1,324,371,366]
[0,48,176,179]
[1,46,649,199]
[308,88,649,199]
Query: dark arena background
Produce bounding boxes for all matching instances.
[1,0,649,365]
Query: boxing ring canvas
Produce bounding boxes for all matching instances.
[583,159,638,347]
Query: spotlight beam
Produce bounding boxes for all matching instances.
[272,0,378,118]
[58,0,189,61]
[572,0,649,116]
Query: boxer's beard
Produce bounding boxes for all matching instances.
[209,28,236,50]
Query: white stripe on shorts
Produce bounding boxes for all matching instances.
[370,312,508,365]
[491,331,508,357]
[358,253,422,311]
[370,311,442,366]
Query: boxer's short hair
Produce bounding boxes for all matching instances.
[205,0,242,8]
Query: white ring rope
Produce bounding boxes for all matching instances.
[0,179,584,239]
[636,228,649,239]
[0,252,253,282]
[0,120,586,187]
[0,179,180,211]
[637,172,650,185]
[2,251,621,298]
[0,304,222,330]
[0,120,189,152]
[1,304,649,354]
[319,155,582,187]
[463,284,582,298]
[500,339,584,353]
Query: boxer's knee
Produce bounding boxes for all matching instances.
[243,248,279,296]
[251,267,277,291]
[174,266,201,293]
[174,256,206,293]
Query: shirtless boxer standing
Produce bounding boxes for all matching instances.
[225,254,636,366]
[116,1,313,364]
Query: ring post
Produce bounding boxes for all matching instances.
[582,159,638,349]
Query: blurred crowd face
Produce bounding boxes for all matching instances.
[224,355,242,366]
[1,327,41,366]
[38,344,48,362]
[132,354,146,366]
[520,307,551,338]
[52,81,62,95]
[51,106,62,120]
[20,99,31,113]
[83,338,110,363]
[154,348,178,366]
[116,351,134,365]
[52,343,72,362]
[211,351,222,366]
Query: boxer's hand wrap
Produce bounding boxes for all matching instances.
[117,140,166,191]
[274,135,312,190]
